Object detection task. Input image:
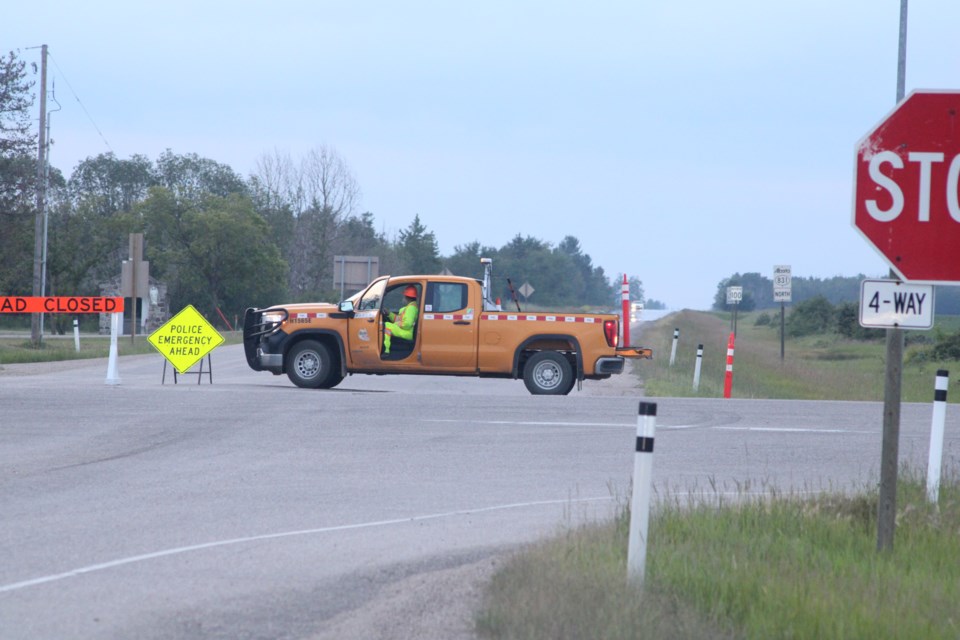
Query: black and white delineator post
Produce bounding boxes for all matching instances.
[926,370,949,503]
[693,343,704,392]
[669,328,679,366]
[627,401,657,585]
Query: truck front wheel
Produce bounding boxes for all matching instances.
[523,351,575,395]
[287,340,338,389]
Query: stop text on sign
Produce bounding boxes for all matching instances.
[0,297,125,314]
[853,90,960,283]
[864,151,960,222]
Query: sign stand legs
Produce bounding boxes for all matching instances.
[162,354,214,385]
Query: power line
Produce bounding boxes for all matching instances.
[46,50,114,155]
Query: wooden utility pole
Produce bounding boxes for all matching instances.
[121,233,148,343]
[876,0,909,554]
[30,44,48,348]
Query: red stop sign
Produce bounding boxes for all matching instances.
[853,90,960,283]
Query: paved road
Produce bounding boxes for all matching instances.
[1,345,957,638]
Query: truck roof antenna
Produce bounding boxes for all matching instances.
[506,278,522,312]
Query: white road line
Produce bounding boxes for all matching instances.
[714,426,872,434]
[425,419,629,428]
[0,497,612,595]
[425,420,842,432]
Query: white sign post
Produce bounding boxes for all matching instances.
[726,286,742,336]
[773,265,791,361]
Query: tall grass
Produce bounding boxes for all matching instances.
[477,469,960,639]
[640,310,959,402]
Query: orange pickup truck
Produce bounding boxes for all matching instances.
[243,260,652,395]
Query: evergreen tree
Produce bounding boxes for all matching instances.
[398,214,441,274]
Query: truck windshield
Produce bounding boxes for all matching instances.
[357,278,388,311]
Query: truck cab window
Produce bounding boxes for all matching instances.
[426,283,468,313]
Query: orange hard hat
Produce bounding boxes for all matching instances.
[404,285,417,298]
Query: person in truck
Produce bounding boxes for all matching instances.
[383,285,419,354]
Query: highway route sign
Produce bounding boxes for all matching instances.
[773,265,792,302]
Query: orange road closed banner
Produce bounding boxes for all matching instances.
[0,297,125,314]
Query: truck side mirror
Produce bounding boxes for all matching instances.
[338,300,355,314]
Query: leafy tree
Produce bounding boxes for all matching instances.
[755,312,773,326]
[155,150,247,201]
[249,152,297,256]
[0,155,36,297]
[836,301,884,340]
[554,236,613,306]
[250,146,363,298]
[0,50,37,297]
[68,153,155,216]
[27,153,155,313]
[287,202,338,300]
[786,296,835,337]
[713,274,757,312]
[494,235,553,305]
[0,50,35,159]
[339,212,383,256]
[627,276,645,303]
[443,241,498,281]
[930,332,960,360]
[713,272,870,311]
[614,274,646,306]
[138,188,286,319]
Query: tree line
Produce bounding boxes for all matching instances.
[2,50,641,330]
[713,272,960,316]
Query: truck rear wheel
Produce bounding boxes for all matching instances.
[287,340,340,389]
[523,351,575,395]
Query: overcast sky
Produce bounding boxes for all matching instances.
[6,1,959,309]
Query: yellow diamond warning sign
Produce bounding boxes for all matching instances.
[148,305,224,374]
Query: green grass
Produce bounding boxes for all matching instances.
[479,311,960,639]
[0,332,241,365]
[640,310,960,402]
[477,470,960,639]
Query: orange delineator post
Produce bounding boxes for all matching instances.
[621,275,630,347]
[723,332,735,398]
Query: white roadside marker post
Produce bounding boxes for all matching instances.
[669,328,679,366]
[627,401,657,586]
[73,318,80,352]
[693,343,703,392]
[926,370,949,503]
[104,312,121,386]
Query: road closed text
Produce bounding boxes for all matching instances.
[0,296,125,314]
